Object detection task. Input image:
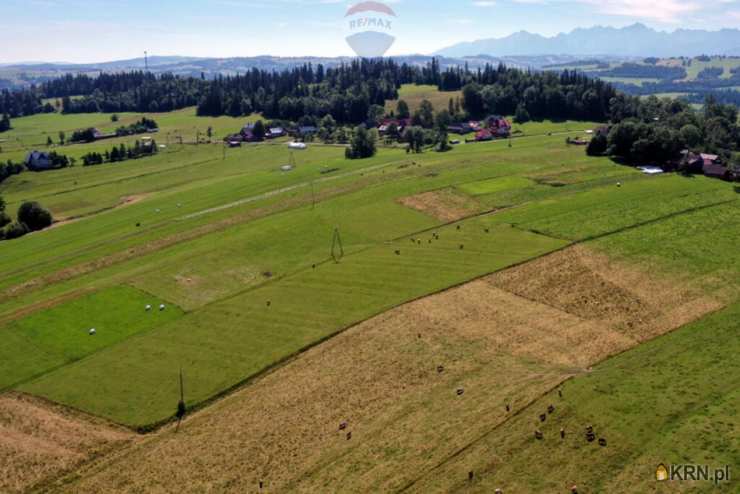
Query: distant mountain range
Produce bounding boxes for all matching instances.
[436,24,740,58]
[0,54,611,90]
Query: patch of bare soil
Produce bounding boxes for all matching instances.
[0,393,133,494]
[399,188,480,222]
[487,245,722,344]
[50,246,720,493]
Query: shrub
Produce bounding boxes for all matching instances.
[3,221,29,240]
[587,133,608,156]
[17,201,53,232]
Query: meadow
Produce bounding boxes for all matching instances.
[1,96,738,492]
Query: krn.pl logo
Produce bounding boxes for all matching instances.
[345,1,397,58]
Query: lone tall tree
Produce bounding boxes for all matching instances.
[0,114,10,133]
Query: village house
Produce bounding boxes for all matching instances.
[681,151,732,181]
[24,150,52,171]
[447,122,474,134]
[378,118,410,134]
[267,127,286,139]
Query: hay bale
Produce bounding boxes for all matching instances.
[159,304,166,311]
[534,430,543,440]
[437,365,444,373]
[456,388,465,396]
[145,304,152,311]
[598,438,607,447]
[88,328,96,336]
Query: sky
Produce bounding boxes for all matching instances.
[1,0,739,63]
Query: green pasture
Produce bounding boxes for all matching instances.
[385,83,462,113]
[2,106,739,432]
[0,285,181,390]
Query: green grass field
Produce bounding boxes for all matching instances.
[386,83,463,114]
[1,89,738,491]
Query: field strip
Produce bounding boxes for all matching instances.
[5,155,221,206]
[179,160,400,220]
[0,165,409,307]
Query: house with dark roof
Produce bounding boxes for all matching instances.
[703,162,731,180]
[24,150,52,171]
[267,127,286,139]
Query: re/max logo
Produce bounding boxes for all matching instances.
[668,464,731,485]
[349,18,393,30]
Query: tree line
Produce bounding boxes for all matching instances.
[81,140,158,166]
[587,94,739,167]
[0,59,616,125]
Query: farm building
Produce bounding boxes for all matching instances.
[475,129,494,142]
[378,118,410,134]
[447,122,474,134]
[24,150,52,170]
[703,162,731,180]
[267,127,286,138]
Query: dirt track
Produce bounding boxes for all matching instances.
[46,245,720,493]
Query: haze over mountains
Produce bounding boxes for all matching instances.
[436,24,740,58]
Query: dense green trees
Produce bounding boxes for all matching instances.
[586,132,608,156]
[82,140,158,166]
[602,95,739,165]
[345,125,377,159]
[116,117,159,136]
[0,199,53,241]
[396,100,410,119]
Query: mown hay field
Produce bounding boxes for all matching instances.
[1,96,738,492]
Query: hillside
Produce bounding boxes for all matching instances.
[0,79,738,493]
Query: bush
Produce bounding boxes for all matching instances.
[17,201,53,232]
[345,125,377,160]
[3,221,29,240]
[587,133,608,156]
[0,211,10,228]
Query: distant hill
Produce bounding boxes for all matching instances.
[436,24,740,58]
[0,54,604,90]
